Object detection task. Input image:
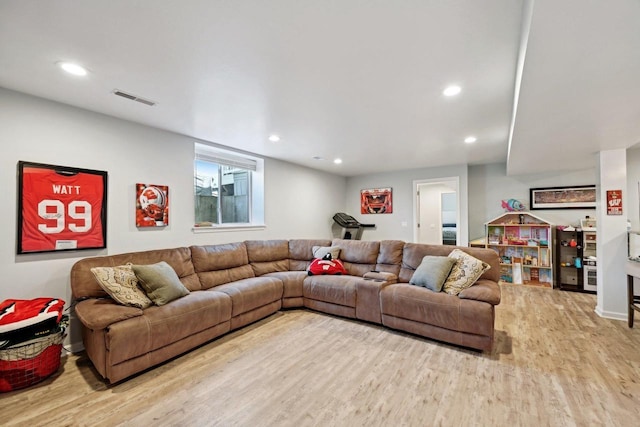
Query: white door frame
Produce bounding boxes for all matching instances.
[413,176,460,244]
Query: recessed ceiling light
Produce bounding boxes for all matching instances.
[57,62,88,76]
[333,158,343,164]
[464,136,477,143]
[268,135,280,142]
[443,85,461,97]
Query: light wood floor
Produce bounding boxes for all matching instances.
[2,284,640,427]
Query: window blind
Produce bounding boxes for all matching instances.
[195,150,257,171]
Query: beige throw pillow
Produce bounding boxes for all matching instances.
[132,261,190,306]
[442,249,491,296]
[91,264,153,309]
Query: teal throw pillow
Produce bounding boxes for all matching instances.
[409,256,457,292]
[132,261,190,306]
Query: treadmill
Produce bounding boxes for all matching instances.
[333,213,375,240]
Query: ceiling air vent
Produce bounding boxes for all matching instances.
[112,89,156,106]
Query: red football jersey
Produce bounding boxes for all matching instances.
[21,168,105,252]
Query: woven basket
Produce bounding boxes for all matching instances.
[0,331,64,392]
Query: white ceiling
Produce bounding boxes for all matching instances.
[1,1,638,177]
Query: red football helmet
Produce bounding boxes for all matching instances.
[139,186,167,220]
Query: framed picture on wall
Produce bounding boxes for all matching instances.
[136,183,169,227]
[17,161,108,254]
[361,187,393,214]
[529,185,596,210]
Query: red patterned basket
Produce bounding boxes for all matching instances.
[0,331,64,392]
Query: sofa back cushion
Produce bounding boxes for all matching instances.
[190,242,254,289]
[245,240,290,276]
[399,243,500,283]
[288,239,332,271]
[376,240,404,276]
[332,239,380,277]
[71,247,200,299]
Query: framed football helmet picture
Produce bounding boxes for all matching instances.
[135,183,169,227]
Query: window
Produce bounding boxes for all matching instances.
[194,143,264,229]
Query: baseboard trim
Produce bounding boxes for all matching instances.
[63,341,85,355]
[594,306,626,321]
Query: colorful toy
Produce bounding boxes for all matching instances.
[501,199,525,212]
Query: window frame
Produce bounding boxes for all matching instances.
[193,143,265,232]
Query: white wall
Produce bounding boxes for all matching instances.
[625,145,640,296]
[344,164,468,244]
[0,88,346,310]
[468,163,597,239]
[626,145,640,230]
[595,149,628,320]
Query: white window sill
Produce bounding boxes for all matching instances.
[192,224,266,233]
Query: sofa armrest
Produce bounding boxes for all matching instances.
[363,271,398,284]
[457,279,501,305]
[75,299,143,330]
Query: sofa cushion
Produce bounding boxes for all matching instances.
[263,271,308,299]
[105,291,232,365]
[245,240,290,276]
[74,299,143,330]
[191,243,255,289]
[458,279,501,305]
[191,242,249,271]
[375,240,404,276]
[303,275,358,307]
[132,262,190,306]
[90,264,153,309]
[442,249,491,296]
[380,283,494,337]
[213,277,284,317]
[409,256,456,292]
[331,239,380,276]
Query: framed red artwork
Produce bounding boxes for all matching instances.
[361,187,393,214]
[606,189,622,215]
[136,183,169,227]
[17,161,108,254]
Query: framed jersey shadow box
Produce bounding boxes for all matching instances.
[17,161,108,254]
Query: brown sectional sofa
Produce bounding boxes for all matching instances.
[70,239,501,383]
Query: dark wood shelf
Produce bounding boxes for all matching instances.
[555,228,585,292]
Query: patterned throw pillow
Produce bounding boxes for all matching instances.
[442,249,491,296]
[91,264,153,309]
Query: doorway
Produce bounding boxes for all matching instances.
[414,177,459,245]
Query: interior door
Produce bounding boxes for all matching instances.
[416,180,458,244]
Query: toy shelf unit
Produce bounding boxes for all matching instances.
[485,212,553,288]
